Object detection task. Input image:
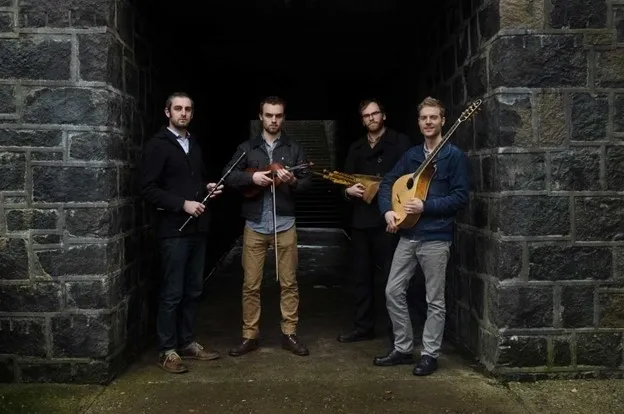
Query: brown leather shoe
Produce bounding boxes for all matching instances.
[282,334,309,356]
[158,351,188,374]
[228,338,259,357]
[178,342,220,361]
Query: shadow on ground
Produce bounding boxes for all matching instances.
[1,229,623,413]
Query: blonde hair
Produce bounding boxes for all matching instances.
[417,96,445,118]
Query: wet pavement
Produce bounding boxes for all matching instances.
[1,228,623,413]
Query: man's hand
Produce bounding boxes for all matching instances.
[276,168,296,185]
[207,183,223,198]
[384,211,399,233]
[404,198,424,214]
[252,171,273,186]
[346,183,365,198]
[184,200,205,217]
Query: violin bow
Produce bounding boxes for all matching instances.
[268,160,313,282]
[271,177,279,282]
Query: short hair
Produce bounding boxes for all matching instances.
[259,96,286,114]
[358,98,385,115]
[417,96,445,118]
[165,92,194,111]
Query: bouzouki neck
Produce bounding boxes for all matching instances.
[411,99,482,179]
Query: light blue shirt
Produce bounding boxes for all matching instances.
[168,127,189,154]
[246,136,295,235]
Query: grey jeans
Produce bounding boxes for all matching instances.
[385,237,451,358]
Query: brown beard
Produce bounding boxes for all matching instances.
[367,121,383,132]
[171,119,188,129]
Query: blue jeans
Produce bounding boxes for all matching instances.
[157,234,206,353]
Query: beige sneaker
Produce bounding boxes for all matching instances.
[158,351,188,374]
[178,342,220,361]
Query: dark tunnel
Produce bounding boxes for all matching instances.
[142,0,455,271]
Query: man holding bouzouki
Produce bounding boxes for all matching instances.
[221,95,313,358]
[374,96,473,376]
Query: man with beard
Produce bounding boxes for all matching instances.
[375,97,469,376]
[139,92,224,374]
[337,99,414,345]
[222,96,312,357]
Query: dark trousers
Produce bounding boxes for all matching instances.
[157,233,206,353]
[349,226,398,334]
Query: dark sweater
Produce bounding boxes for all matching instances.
[223,133,312,221]
[139,126,211,238]
[343,128,413,229]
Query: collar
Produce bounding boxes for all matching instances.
[250,132,292,149]
[412,142,452,162]
[167,126,189,139]
[352,128,398,150]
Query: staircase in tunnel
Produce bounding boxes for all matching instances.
[250,120,344,228]
[284,120,342,228]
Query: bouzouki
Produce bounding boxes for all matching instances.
[391,99,482,229]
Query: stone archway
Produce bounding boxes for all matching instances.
[1,0,622,383]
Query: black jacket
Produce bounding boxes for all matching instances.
[344,128,413,229]
[223,133,312,221]
[139,126,211,238]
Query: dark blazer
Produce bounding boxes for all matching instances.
[343,128,413,229]
[223,133,312,221]
[139,126,211,238]
[378,143,469,241]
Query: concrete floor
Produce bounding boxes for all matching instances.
[1,229,623,414]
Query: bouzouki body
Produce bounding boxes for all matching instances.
[389,98,482,230]
[391,163,435,229]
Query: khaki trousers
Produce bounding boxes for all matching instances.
[241,225,299,339]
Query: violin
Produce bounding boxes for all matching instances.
[242,161,314,198]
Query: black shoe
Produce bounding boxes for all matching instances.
[282,334,309,356]
[337,329,375,343]
[413,355,438,376]
[228,338,259,357]
[373,349,414,366]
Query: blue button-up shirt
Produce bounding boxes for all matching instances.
[246,136,295,235]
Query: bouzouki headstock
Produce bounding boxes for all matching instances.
[459,98,483,122]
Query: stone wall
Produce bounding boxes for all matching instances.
[417,0,624,379]
[0,0,156,383]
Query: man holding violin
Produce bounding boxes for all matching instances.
[222,95,312,357]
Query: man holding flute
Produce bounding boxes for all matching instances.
[139,92,224,374]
